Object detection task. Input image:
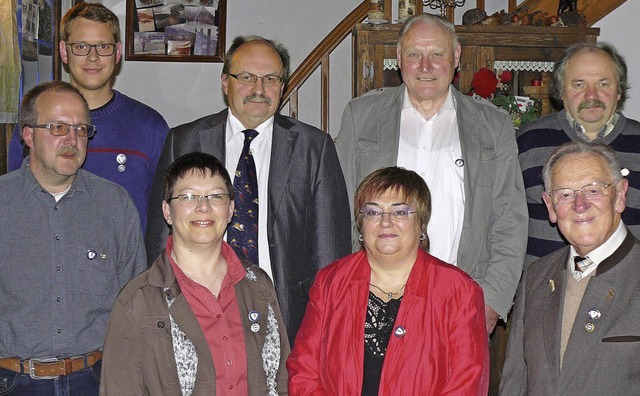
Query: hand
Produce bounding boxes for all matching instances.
[485,305,499,334]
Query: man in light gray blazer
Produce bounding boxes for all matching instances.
[146,36,351,342]
[500,141,640,395]
[335,13,527,332]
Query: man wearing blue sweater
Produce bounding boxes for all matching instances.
[518,42,640,264]
[8,2,169,232]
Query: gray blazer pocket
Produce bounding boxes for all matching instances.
[601,336,640,342]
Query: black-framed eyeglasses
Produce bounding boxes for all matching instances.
[359,206,417,222]
[31,122,97,138]
[67,42,117,56]
[548,181,615,204]
[226,72,283,87]
[168,193,231,206]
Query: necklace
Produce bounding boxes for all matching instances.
[369,282,406,300]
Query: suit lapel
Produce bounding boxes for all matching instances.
[198,112,226,165]
[377,87,403,168]
[454,90,481,221]
[539,255,568,381]
[267,116,297,226]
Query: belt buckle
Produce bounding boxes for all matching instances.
[28,357,61,379]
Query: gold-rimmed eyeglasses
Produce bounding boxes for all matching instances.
[31,122,97,138]
[226,72,283,87]
[548,181,615,204]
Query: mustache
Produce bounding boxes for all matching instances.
[59,146,80,156]
[578,99,606,111]
[243,94,272,105]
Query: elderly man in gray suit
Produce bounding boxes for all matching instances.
[146,36,351,342]
[335,13,527,333]
[500,141,640,395]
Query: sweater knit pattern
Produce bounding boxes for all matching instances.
[517,110,640,264]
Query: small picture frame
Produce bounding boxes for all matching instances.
[125,0,226,62]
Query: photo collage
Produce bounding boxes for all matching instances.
[133,0,219,56]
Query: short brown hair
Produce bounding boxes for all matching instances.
[20,81,91,138]
[60,2,120,43]
[354,167,431,250]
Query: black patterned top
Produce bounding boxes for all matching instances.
[362,291,403,396]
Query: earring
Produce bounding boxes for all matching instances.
[420,233,426,241]
[358,234,364,242]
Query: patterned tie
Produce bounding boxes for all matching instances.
[228,129,259,265]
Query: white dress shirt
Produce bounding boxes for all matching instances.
[397,88,465,265]
[568,221,627,281]
[225,112,274,278]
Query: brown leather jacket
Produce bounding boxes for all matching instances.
[100,251,290,395]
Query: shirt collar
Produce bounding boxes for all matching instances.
[19,157,88,201]
[401,86,456,120]
[226,110,274,143]
[568,221,627,279]
[566,111,619,140]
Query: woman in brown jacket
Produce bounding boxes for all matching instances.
[100,152,289,395]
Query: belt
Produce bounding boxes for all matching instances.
[0,350,103,379]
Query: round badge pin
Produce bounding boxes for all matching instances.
[118,164,126,172]
[86,250,97,260]
[251,323,260,333]
[455,158,464,167]
[585,323,595,333]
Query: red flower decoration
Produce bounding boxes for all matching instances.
[499,70,513,83]
[471,67,498,99]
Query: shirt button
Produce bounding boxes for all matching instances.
[229,385,234,390]
[227,360,232,365]
[56,265,61,271]
[54,205,58,210]
[222,336,228,341]
[57,329,62,334]
[216,314,221,319]
[55,235,60,241]
[56,297,61,302]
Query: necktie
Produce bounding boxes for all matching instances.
[228,129,259,264]
[573,256,586,272]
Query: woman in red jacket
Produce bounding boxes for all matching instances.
[287,167,488,395]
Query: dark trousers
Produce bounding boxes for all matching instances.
[0,361,101,396]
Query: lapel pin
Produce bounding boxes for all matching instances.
[585,323,595,333]
[248,310,260,322]
[548,279,555,292]
[394,326,406,338]
[86,250,97,260]
[607,289,616,301]
[250,323,260,333]
[455,158,464,167]
[588,308,601,320]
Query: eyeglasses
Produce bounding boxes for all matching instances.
[226,72,283,87]
[31,122,97,138]
[168,193,231,206]
[549,181,615,204]
[67,42,117,56]
[359,206,417,222]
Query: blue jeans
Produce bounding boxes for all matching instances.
[0,361,101,396]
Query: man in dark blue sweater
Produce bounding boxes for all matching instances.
[8,3,169,232]
[518,42,640,264]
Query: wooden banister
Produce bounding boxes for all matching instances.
[280,0,370,127]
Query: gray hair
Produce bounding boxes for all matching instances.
[222,35,291,85]
[551,42,628,109]
[397,13,458,53]
[542,141,623,191]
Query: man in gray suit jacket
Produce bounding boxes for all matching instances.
[146,36,351,341]
[500,141,640,395]
[335,13,527,332]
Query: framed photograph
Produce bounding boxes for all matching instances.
[125,0,226,62]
